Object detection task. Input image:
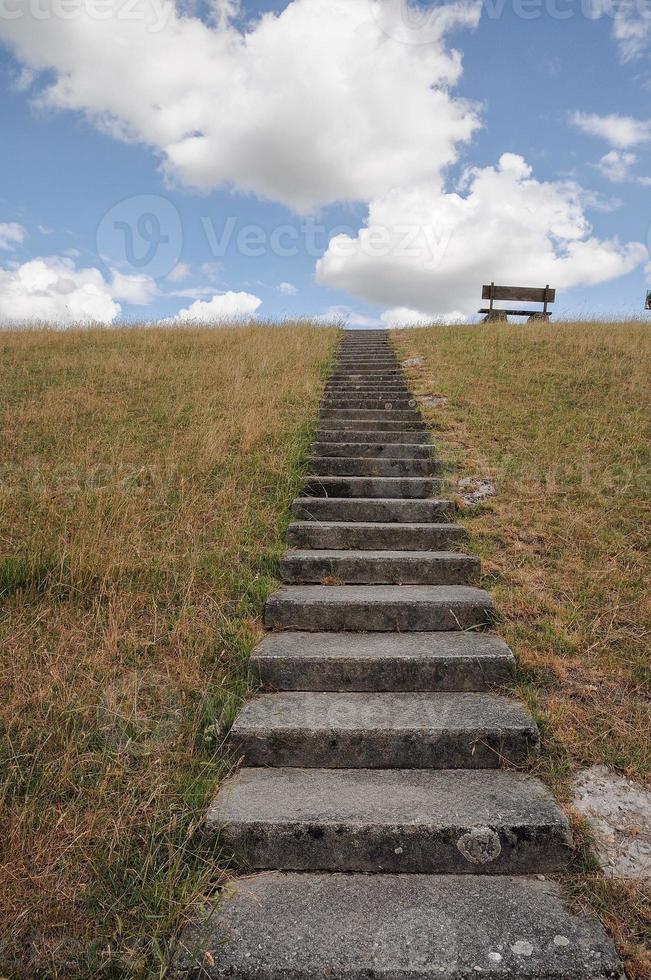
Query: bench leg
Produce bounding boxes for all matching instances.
[482,310,509,323]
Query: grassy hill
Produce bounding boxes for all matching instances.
[394,320,650,977]
[0,323,337,978]
[1,319,649,978]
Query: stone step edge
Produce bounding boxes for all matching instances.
[171,873,624,980]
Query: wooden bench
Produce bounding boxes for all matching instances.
[479,283,555,323]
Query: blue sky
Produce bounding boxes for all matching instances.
[0,0,650,326]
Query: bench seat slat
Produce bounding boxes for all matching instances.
[478,308,552,317]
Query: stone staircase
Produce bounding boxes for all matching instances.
[175,331,624,979]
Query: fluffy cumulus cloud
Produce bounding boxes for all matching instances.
[595,0,651,61]
[0,256,121,325]
[595,151,651,186]
[0,222,26,250]
[570,112,651,149]
[172,291,262,322]
[0,0,481,212]
[596,150,638,182]
[316,154,647,321]
[1,1,646,324]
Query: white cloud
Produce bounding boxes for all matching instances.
[0,256,120,325]
[317,154,648,320]
[278,281,298,296]
[110,270,159,305]
[570,112,651,149]
[595,150,651,186]
[0,0,481,212]
[380,307,466,327]
[598,0,651,61]
[167,262,191,282]
[0,222,27,250]
[380,307,430,328]
[172,290,262,322]
[596,150,638,182]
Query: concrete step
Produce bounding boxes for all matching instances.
[280,550,480,586]
[307,457,440,477]
[319,409,423,420]
[335,356,399,362]
[316,429,430,444]
[251,630,514,692]
[209,767,571,874]
[323,391,415,398]
[336,361,399,368]
[286,521,465,551]
[173,872,623,980]
[291,497,454,522]
[313,442,433,458]
[330,368,404,377]
[302,476,440,498]
[318,419,426,431]
[264,584,494,631]
[228,691,539,768]
[323,391,415,400]
[328,377,405,383]
[326,376,402,380]
[329,372,404,380]
[325,390,412,398]
[322,400,418,410]
[325,386,412,394]
[327,389,409,395]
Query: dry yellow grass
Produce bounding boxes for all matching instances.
[394,320,650,978]
[0,322,337,978]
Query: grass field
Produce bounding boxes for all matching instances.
[0,323,337,978]
[394,321,650,978]
[2,319,649,978]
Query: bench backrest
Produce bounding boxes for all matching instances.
[482,284,556,304]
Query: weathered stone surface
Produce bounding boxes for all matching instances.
[326,378,408,385]
[251,629,514,691]
[318,419,426,431]
[173,872,624,980]
[264,584,494,632]
[335,363,399,370]
[286,520,464,550]
[228,690,536,768]
[291,497,454,522]
[306,456,441,477]
[208,768,571,873]
[326,387,410,395]
[322,398,417,409]
[319,408,423,420]
[316,429,429,444]
[280,549,480,586]
[573,765,651,879]
[302,475,441,498]
[459,476,498,505]
[312,440,433,458]
[329,369,404,377]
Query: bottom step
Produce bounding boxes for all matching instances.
[173,873,623,979]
